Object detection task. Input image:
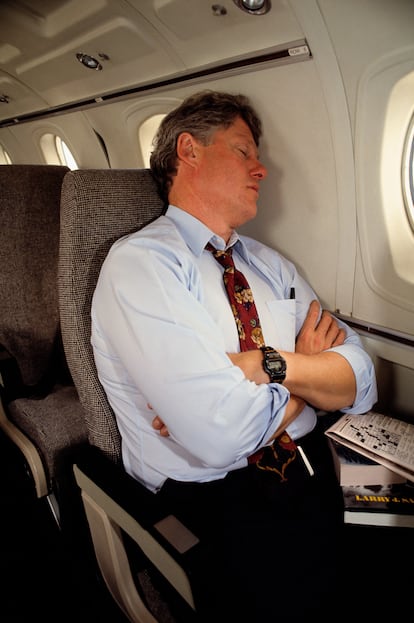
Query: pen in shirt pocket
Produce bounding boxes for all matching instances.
[290,287,295,299]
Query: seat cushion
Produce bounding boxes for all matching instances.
[8,385,88,479]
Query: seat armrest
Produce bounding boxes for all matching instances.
[73,447,202,613]
[75,446,200,546]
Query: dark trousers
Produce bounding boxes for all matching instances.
[157,418,345,622]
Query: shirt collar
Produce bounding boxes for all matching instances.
[165,205,251,263]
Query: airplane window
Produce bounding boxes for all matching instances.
[139,114,166,168]
[40,133,78,169]
[55,136,78,170]
[402,112,414,232]
[0,144,12,164]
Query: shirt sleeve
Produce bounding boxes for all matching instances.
[292,267,378,414]
[328,337,378,414]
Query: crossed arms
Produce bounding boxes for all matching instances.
[153,300,356,439]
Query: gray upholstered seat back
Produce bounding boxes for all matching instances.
[0,164,88,495]
[58,169,164,462]
[0,164,69,388]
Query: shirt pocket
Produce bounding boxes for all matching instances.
[266,299,296,352]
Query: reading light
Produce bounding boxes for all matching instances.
[233,0,271,15]
[76,53,103,71]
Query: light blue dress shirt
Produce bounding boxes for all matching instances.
[91,205,378,491]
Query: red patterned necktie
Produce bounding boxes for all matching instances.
[205,243,264,351]
[206,242,298,482]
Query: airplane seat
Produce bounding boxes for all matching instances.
[0,164,89,528]
[59,168,203,623]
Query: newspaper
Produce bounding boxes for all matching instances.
[325,412,414,483]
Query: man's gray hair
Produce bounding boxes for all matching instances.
[150,90,262,204]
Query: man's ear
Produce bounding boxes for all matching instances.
[176,132,198,164]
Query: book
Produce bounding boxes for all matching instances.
[342,482,414,528]
[325,411,414,483]
[328,439,406,486]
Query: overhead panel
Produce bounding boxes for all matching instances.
[0,0,183,121]
[0,72,48,117]
[0,0,306,124]
[135,0,304,66]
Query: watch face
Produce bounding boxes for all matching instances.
[269,360,284,372]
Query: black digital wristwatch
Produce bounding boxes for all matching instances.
[260,346,287,384]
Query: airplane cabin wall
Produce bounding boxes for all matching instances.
[310,0,414,418]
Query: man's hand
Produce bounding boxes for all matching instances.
[152,414,170,437]
[295,299,345,355]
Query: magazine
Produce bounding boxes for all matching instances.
[328,439,406,486]
[325,412,414,483]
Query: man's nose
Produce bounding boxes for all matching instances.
[253,161,268,180]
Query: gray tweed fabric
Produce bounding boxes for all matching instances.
[9,385,87,477]
[58,169,164,462]
[0,164,88,483]
[0,164,68,386]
